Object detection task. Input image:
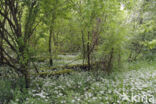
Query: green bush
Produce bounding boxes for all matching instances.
[0,80,13,103]
[0,77,26,104]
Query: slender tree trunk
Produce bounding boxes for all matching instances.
[81,30,85,65]
[107,48,114,73]
[49,28,53,66]
[87,31,91,70]
[0,17,5,65]
[128,50,132,62]
[0,37,3,65]
[87,47,91,70]
[56,32,59,46]
[118,51,121,67]
[52,32,56,46]
[23,68,30,88]
[48,0,57,66]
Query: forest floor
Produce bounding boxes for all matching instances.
[8,60,156,104]
[34,53,83,69]
[1,54,156,104]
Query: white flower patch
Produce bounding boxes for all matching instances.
[33,90,46,98]
[30,65,156,104]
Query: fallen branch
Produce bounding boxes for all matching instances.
[40,63,89,71]
[33,69,73,77]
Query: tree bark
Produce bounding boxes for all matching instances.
[118,51,121,67]
[24,69,30,88]
[49,28,53,66]
[81,30,86,65]
[107,48,114,73]
[0,37,3,65]
[87,31,91,70]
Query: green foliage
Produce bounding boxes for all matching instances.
[145,40,156,49]
[8,61,155,104]
[123,0,156,61]
[0,0,156,103]
[0,80,13,103]
[0,77,26,104]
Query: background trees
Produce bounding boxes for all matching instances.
[40,0,71,66]
[125,0,156,61]
[0,0,156,103]
[0,0,155,88]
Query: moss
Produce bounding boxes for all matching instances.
[40,66,53,71]
[39,62,97,72]
[35,69,73,76]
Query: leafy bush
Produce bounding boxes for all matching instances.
[0,80,13,103]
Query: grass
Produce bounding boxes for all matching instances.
[1,60,156,104]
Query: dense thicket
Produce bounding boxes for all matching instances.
[0,0,155,91]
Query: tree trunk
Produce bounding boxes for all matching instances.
[87,32,91,70]
[128,50,132,62]
[52,32,56,46]
[107,48,114,73]
[118,51,121,67]
[81,30,86,65]
[0,37,3,65]
[24,69,30,88]
[49,28,53,66]
[20,63,30,88]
